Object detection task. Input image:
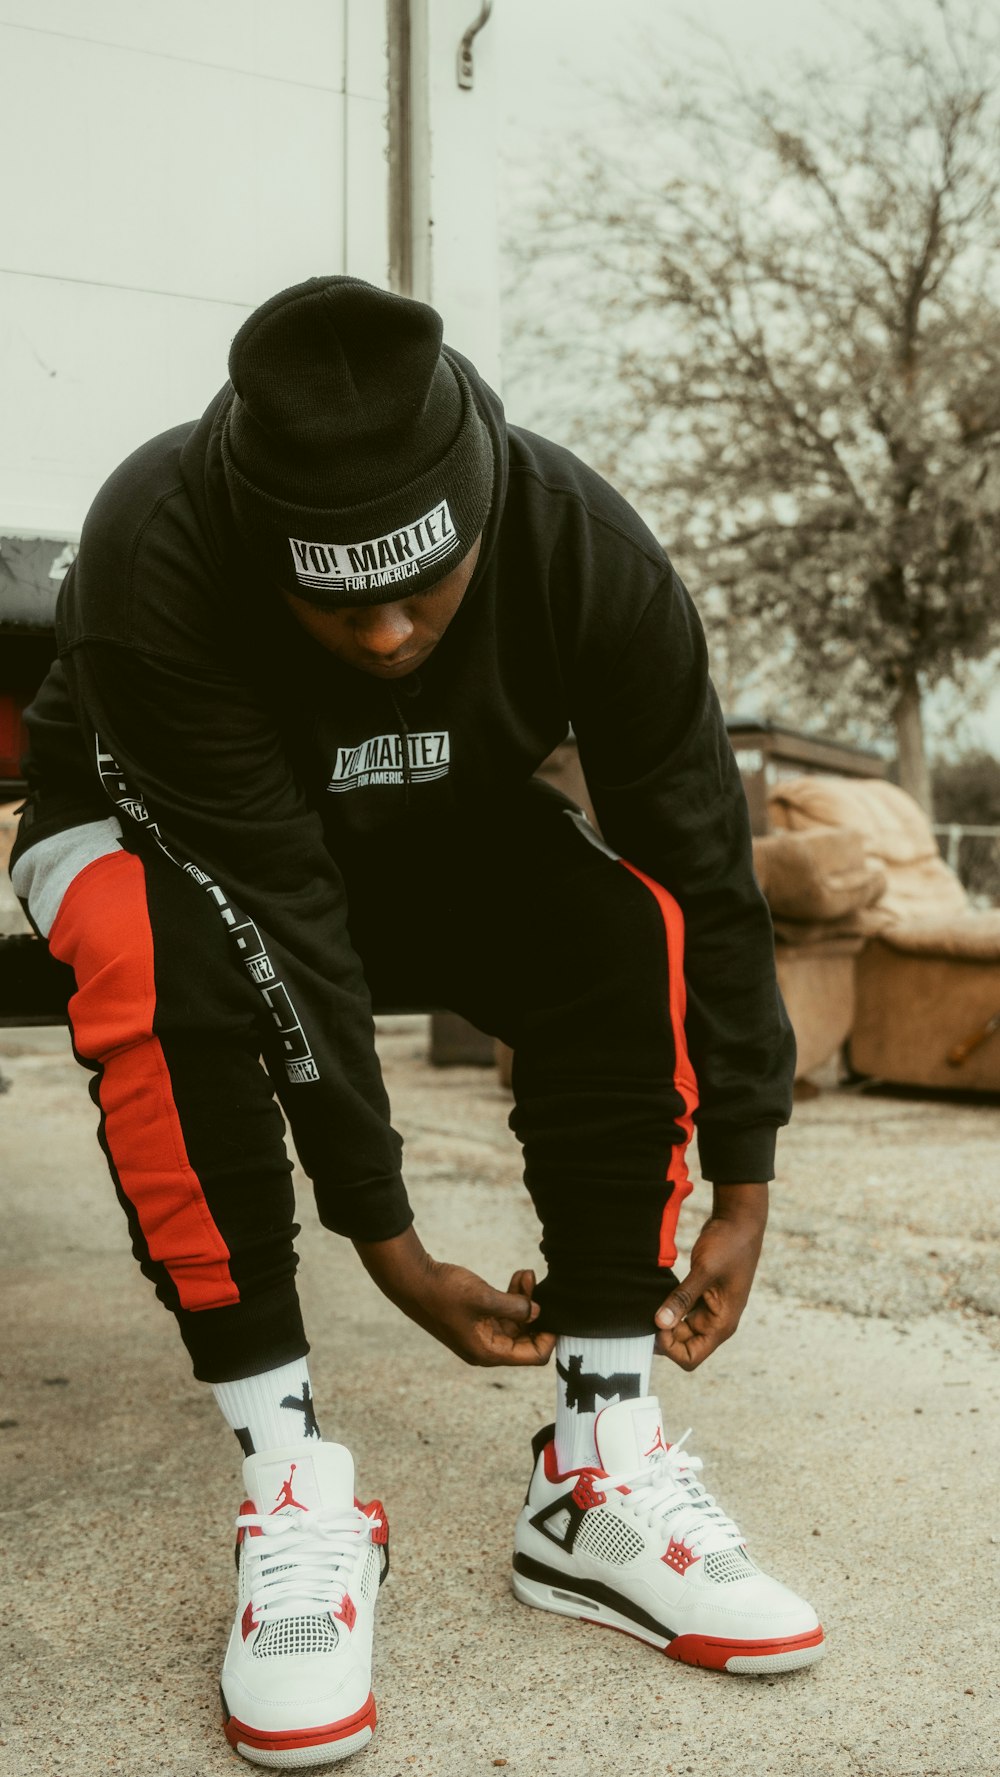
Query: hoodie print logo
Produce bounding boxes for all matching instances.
[327,729,450,793]
[95,739,320,1086]
[289,500,457,595]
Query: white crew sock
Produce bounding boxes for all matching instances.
[212,1357,322,1456]
[554,1334,654,1473]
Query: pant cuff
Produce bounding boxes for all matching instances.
[176,1281,308,1384]
[531,1266,679,1337]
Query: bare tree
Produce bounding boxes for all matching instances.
[504,1,1000,812]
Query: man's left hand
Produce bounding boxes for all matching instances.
[654,1182,768,1370]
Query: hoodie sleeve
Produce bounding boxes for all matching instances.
[571,566,795,1183]
[57,631,413,1244]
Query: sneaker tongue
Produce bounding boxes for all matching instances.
[594,1396,669,1473]
[243,1442,355,1517]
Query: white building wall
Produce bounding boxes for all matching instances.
[407,0,502,389]
[0,1,390,538]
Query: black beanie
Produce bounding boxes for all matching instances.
[221,276,494,606]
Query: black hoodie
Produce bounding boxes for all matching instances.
[21,357,794,1241]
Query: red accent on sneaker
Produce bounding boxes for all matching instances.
[236,1500,263,1550]
[241,1602,259,1641]
[643,1427,669,1457]
[666,1625,825,1671]
[542,1442,609,1486]
[662,1538,699,1575]
[358,1498,389,1544]
[223,1691,377,1753]
[572,1473,607,1510]
[334,1594,357,1630]
[271,1463,307,1513]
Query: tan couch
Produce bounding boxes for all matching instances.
[751,822,886,1079]
[523,747,889,1085]
[769,776,967,927]
[480,754,1000,1093]
[769,776,1000,1091]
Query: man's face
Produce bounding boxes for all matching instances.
[281,534,482,678]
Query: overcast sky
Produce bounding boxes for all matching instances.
[497,0,838,98]
[492,0,1000,757]
[495,0,846,167]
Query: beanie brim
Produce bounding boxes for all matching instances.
[222,351,493,607]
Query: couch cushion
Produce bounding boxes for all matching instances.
[768,775,968,925]
[877,909,1000,961]
[753,826,886,923]
[769,776,934,862]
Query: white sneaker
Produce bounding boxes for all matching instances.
[221,1442,388,1766]
[513,1398,824,1675]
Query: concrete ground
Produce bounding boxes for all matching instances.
[1,1016,997,1777]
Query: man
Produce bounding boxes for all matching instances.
[10,277,822,1768]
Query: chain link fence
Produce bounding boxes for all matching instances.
[933,824,1000,907]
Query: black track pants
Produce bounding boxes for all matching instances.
[25,781,698,1380]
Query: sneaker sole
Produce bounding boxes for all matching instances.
[221,1691,376,1767]
[512,1563,825,1675]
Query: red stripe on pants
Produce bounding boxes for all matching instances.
[619,860,698,1266]
[49,850,239,1311]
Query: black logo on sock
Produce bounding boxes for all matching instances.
[235,1426,255,1457]
[556,1355,642,1415]
[280,1382,320,1438]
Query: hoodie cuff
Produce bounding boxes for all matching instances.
[313,1173,415,1244]
[695,1123,779,1184]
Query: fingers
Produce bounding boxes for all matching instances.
[475,1270,551,1364]
[654,1267,737,1370]
[654,1271,702,1356]
[507,1267,537,1299]
[655,1319,717,1368]
[654,1295,738,1369]
[478,1327,556,1367]
[483,1283,540,1325]
[409,1259,551,1367]
[654,1267,704,1339]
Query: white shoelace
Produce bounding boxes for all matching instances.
[236,1505,379,1620]
[600,1430,745,1558]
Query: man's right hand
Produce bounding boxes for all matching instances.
[354,1225,555,1367]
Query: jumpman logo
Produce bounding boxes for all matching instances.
[556,1354,643,1415]
[280,1382,320,1439]
[272,1463,307,1513]
[643,1426,668,1457]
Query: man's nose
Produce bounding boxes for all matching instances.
[353,603,415,656]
